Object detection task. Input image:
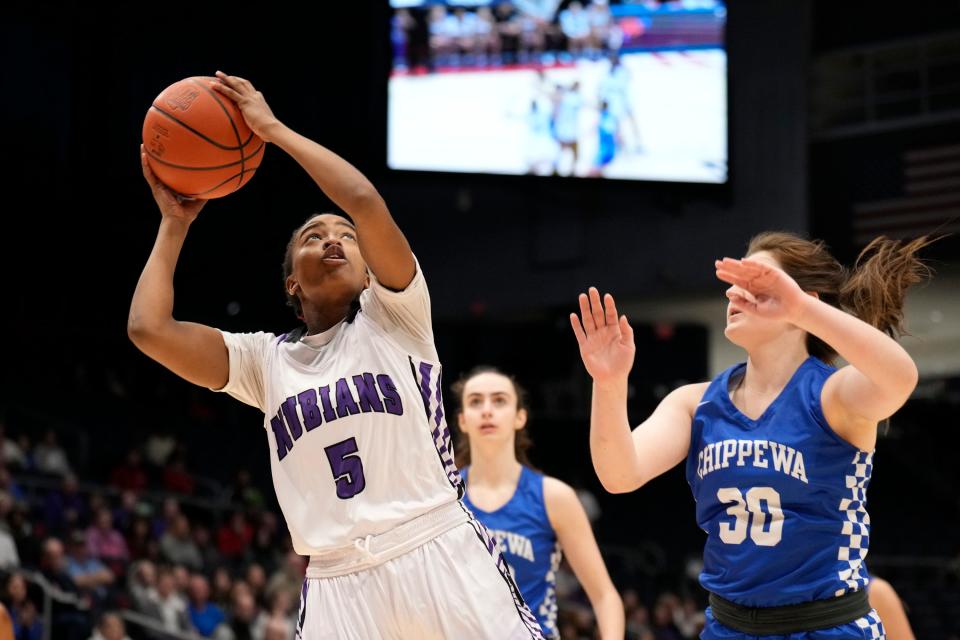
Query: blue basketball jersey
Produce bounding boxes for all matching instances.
[686,356,875,608]
[462,466,562,638]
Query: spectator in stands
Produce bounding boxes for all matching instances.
[247,513,280,573]
[126,516,157,563]
[4,573,42,640]
[162,451,195,496]
[172,565,191,597]
[66,531,114,605]
[111,491,139,537]
[87,611,131,640]
[231,470,265,511]
[41,537,90,640]
[0,467,25,505]
[109,450,147,493]
[193,524,221,571]
[186,574,226,638]
[159,515,202,571]
[672,596,705,638]
[86,507,129,575]
[126,560,156,613]
[8,505,35,569]
[262,616,291,640]
[0,424,26,470]
[152,497,180,539]
[264,550,305,610]
[34,429,72,476]
[250,588,296,640]
[652,594,683,640]
[0,494,20,570]
[146,567,191,634]
[228,588,258,640]
[14,435,32,468]
[43,474,87,535]
[217,512,252,562]
[210,567,232,610]
[243,564,266,607]
[627,604,654,640]
[40,537,78,595]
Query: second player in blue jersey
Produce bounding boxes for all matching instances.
[453,367,624,639]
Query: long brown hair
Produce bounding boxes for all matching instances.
[746,232,934,362]
[451,366,534,469]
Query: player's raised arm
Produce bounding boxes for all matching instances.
[127,148,229,390]
[212,71,415,291]
[571,288,696,493]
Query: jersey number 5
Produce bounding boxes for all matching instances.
[717,487,784,546]
[325,438,367,499]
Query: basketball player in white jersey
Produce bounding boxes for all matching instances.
[129,71,544,640]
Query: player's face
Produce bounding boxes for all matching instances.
[289,214,368,304]
[458,372,527,446]
[724,250,798,347]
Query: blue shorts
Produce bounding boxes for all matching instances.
[701,607,885,640]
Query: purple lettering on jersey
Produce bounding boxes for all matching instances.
[280,396,304,440]
[352,373,385,413]
[297,389,322,431]
[318,385,337,423]
[334,378,360,418]
[270,412,294,460]
[376,374,404,416]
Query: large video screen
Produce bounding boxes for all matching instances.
[388,0,727,183]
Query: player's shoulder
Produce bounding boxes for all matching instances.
[541,475,578,507]
[664,382,712,414]
[221,329,282,350]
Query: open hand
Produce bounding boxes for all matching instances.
[570,288,635,384]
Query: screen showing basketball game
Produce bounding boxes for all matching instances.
[388,0,727,183]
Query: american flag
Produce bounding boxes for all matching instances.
[853,143,960,245]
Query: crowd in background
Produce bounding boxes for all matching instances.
[0,419,712,639]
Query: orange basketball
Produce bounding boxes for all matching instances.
[142,76,265,199]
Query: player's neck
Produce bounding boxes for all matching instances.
[301,301,354,335]
[469,445,522,488]
[743,339,810,396]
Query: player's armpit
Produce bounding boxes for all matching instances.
[630,382,707,487]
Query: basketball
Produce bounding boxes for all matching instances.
[142,76,265,199]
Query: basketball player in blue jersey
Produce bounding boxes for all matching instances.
[129,71,544,639]
[452,367,624,639]
[570,231,933,638]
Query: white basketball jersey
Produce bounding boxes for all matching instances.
[213,261,462,554]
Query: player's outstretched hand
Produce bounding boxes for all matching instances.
[570,287,636,384]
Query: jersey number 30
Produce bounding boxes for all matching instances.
[717,487,784,546]
[325,438,367,499]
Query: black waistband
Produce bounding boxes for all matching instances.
[709,589,871,634]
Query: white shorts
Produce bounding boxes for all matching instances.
[295,501,544,639]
